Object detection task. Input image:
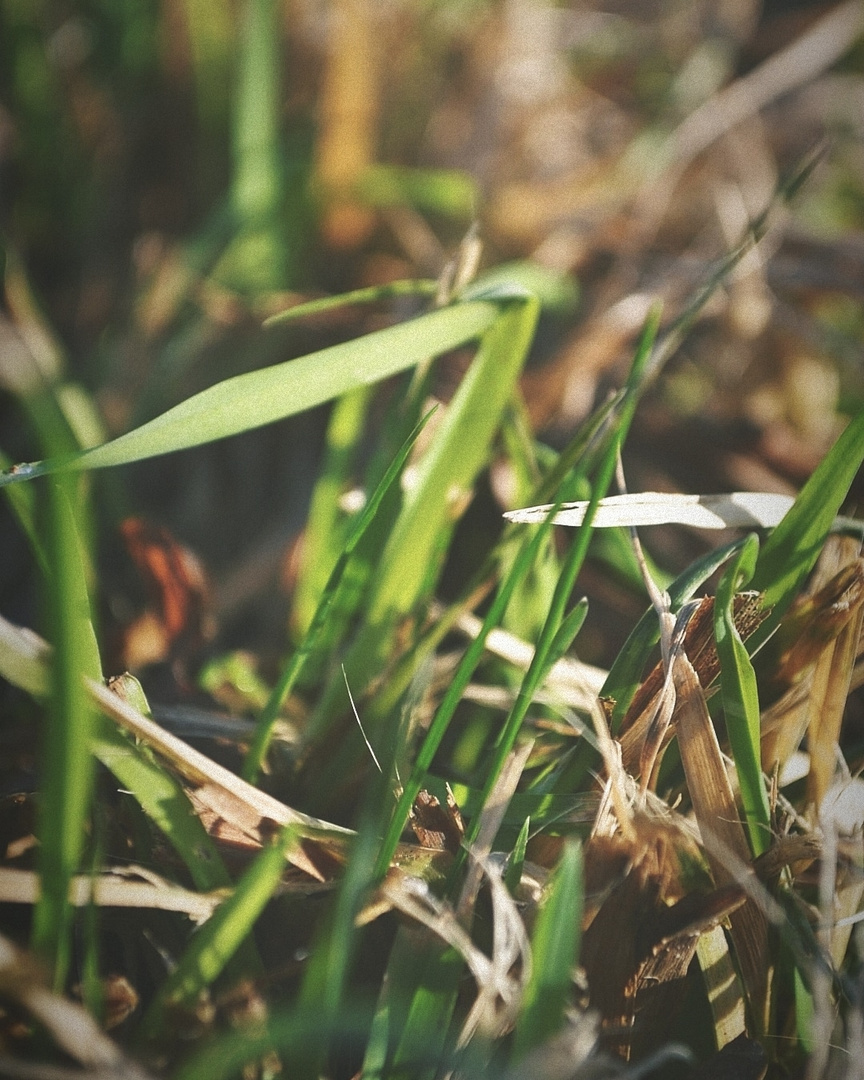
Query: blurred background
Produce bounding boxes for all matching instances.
[2,0,864,674]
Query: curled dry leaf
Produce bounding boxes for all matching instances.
[581,823,746,1061]
[618,593,766,780]
[409,785,465,853]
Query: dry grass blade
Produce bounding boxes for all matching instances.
[674,655,771,1032]
[88,677,451,884]
[581,818,745,1060]
[0,933,155,1080]
[619,593,766,779]
[457,739,535,921]
[761,540,864,779]
[504,492,794,530]
[0,867,224,923]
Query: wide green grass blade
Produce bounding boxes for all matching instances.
[143,823,298,1034]
[0,299,503,485]
[363,294,540,634]
[714,535,772,856]
[243,409,434,781]
[513,839,583,1056]
[30,477,101,988]
[749,405,864,642]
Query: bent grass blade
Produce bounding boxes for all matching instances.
[0,299,503,485]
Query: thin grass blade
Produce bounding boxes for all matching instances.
[750,405,864,639]
[264,279,438,326]
[142,823,299,1034]
[513,839,583,1057]
[243,408,435,780]
[713,534,772,856]
[31,477,101,988]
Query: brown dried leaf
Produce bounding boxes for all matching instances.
[582,827,745,1060]
[674,655,771,1030]
[619,593,766,779]
[118,517,214,669]
[409,785,465,853]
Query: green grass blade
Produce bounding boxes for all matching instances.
[546,599,590,672]
[749,405,864,641]
[243,409,435,781]
[713,534,772,856]
[362,931,462,1080]
[220,0,286,293]
[461,306,661,855]
[264,279,439,326]
[513,839,583,1057]
[143,823,298,1034]
[355,163,478,218]
[505,817,530,894]
[602,536,749,729]
[310,294,540,746]
[31,477,101,988]
[374,487,574,877]
[0,299,502,485]
[290,384,373,637]
[363,294,540,634]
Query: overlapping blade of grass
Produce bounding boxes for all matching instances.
[713,534,771,856]
[362,291,540,638]
[374,486,576,877]
[0,298,504,485]
[264,279,439,327]
[243,410,434,781]
[306,292,541,748]
[512,839,583,1058]
[0,620,235,895]
[30,476,101,988]
[461,306,661,850]
[141,823,299,1038]
[749,404,864,644]
[91,676,232,893]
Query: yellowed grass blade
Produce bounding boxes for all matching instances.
[761,540,864,783]
[0,866,225,923]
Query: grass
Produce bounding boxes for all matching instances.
[2,2,864,1078]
